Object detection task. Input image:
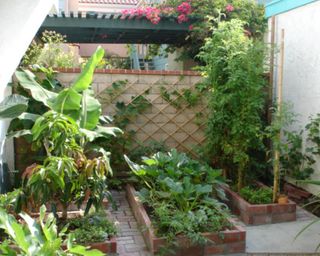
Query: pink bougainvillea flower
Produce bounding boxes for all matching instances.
[177,14,189,24]
[189,25,193,31]
[177,2,192,15]
[225,4,234,12]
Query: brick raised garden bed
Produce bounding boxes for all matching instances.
[126,184,246,255]
[61,237,117,254]
[224,185,296,225]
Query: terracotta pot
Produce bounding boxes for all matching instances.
[278,194,289,204]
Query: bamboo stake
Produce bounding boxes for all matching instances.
[273,29,285,203]
[268,16,276,125]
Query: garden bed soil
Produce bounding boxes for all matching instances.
[126,184,246,256]
[224,185,296,225]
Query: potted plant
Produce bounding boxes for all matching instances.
[125,149,246,255]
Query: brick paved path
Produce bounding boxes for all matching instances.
[109,191,151,256]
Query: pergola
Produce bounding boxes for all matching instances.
[38,12,195,44]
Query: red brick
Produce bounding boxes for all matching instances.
[249,205,268,215]
[241,213,253,224]
[223,231,241,243]
[179,245,204,256]
[204,245,225,254]
[226,241,246,253]
[252,215,272,225]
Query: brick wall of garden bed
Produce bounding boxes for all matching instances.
[55,69,206,157]
[126,184,246,255]
[224,186,296,225]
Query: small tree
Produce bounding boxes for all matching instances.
[198,19,266,191]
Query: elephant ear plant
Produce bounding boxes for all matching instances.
[125,149,231,251]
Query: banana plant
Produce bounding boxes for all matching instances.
[0,46,121,142]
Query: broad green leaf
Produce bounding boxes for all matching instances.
[0,240,16,255]
[95,125,122,137]
[6,129,32,139]
[0,94,28,119]
[195,184,212,194]
[48,88,82,113]
[15,70,57,107]
[20,212,44,244]
[68,245,104,256]
[71,47,105,92]
[142,158,157,166]
[17,112,40,122]
[80,89,101,130]
[9,221,29,253]
[80,126,122,142]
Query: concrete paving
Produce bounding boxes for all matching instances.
[245,207,320,254]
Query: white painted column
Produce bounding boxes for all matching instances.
[0,0,54,191]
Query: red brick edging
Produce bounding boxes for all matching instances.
[61,237,117,253]
[224,185,296,225]
[126,184,246,255]
[55,67,201,76]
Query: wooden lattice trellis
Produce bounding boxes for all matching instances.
[97,74,206,157]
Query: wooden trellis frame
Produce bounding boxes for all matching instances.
[97,74,206,157]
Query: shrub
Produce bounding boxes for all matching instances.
[198,19,267,191]
[239,186,273,205]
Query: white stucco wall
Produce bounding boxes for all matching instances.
[270,1,320,194]
[0,0,54,172]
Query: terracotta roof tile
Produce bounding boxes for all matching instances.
[79,0,139,5]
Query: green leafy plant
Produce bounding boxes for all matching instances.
[239,186,272,205]
[125,149,231,250]
[22,30,76,68]
[0,205,104,256]
[66,211,117,244]
[0,48,119,218]
[198,19,267,191]
[280,130,315,180]
[20,111,113,219]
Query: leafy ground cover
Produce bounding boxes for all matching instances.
[125,149,231,252]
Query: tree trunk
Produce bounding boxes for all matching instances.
[61,204,68,220]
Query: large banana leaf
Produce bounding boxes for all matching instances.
[0,94,28,119]
[72,46,105,92]
[80,126,122,142]
[15,70,57,107]
[80,89,101,130]
[48,47,105,130]
[17,112,40,122]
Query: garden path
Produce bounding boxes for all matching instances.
[109,191,319,256]
[110,190,151,256]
